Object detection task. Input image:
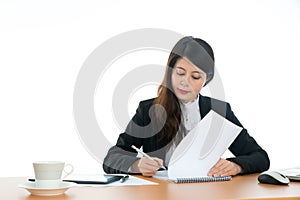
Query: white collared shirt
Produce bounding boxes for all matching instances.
[180,95,201,131]
[165,95,201,166]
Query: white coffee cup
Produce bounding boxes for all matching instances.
[33,161,73,188]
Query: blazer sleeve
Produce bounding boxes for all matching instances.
[224,103,270,174]
[102,100,150,174]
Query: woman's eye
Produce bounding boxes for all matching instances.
[176,70,185,76]
[193,76,201,80]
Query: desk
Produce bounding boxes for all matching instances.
[1,174,300,200]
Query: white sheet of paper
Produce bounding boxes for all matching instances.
[168,110,242,179]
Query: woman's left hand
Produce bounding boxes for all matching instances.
[208,158,242,177]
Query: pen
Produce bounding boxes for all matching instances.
[131,145,166,170]
[120,175,129,183]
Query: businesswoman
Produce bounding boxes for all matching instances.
[103,36,270,177]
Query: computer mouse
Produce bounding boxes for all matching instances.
[258,171,290,185]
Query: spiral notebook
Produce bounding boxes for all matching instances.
[154,170,231,183]
[173,176,231,183]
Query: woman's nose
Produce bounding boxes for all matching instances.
[180,76,189,86]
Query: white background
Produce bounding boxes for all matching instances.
[1,0,300,177]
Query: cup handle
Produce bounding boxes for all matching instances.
[62,163,74,179]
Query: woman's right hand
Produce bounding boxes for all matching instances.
[131,157,164,176]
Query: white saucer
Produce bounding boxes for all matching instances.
[18,181,76,196]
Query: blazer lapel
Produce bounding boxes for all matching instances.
[199,95,212,119]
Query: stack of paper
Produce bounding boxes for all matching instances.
[154,110,242,181]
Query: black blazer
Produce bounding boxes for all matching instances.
[103,95,270,174]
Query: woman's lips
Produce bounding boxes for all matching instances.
[177,88,190,95]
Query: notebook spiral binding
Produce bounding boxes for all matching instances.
[174,176,232,183]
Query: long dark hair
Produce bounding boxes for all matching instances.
[153,36,215,145]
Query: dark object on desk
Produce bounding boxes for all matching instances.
[64,175,124,184]
[258,171,290,185]
[29,175,124,184]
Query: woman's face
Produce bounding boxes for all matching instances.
[171,57,207,103]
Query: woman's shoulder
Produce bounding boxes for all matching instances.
[139,97,156,104]
[137,98,156,110]
[199,95,231,118]
[200,95,229,105]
